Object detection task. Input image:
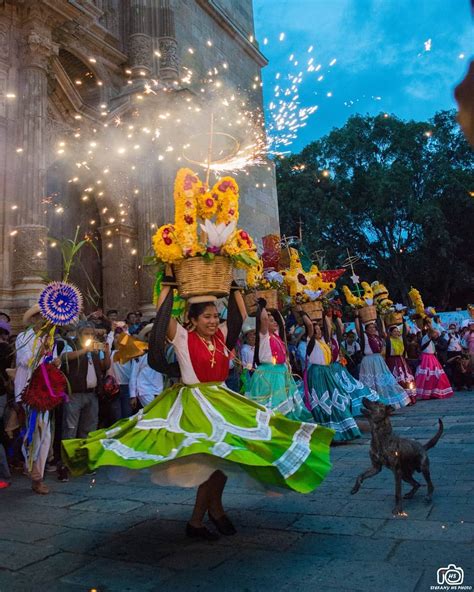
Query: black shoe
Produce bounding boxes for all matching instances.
[185,522,220,541]
[208,512,237,536]
[57,467,69,482]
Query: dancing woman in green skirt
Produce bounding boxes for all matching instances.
[63,278,333,540]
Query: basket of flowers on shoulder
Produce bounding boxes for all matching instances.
[280,247,336,321]
[152,168,259,299]
[244,258,284,315]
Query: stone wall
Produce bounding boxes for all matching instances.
[0,0,280,322]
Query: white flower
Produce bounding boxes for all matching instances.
[304,289,322,301]
[200,220,236,248]
[264,271,284,284]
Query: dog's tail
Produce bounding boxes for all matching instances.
[423,419,443,451]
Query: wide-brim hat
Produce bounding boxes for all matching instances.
[0,311,11,323]
[22,303,41,326]
[242,317,256,334]
[137,323,153,342]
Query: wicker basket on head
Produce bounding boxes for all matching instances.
[359,304,377,324]
[173,256,233,299]
[385,311,404,327]
[244,289,280,316]
[300,300,323,320]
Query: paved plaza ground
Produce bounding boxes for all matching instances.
[1,392,473,592]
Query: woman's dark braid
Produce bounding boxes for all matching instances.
[226,289,243,351]
[148,289,180,378]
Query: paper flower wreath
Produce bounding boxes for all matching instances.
[38,281,83,326]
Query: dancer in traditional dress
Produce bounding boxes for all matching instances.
[355,317,411,409]
[301,313,361,441]
[385,324,416,404]
[327,317,380,417]
[62,280,333,540]
[247,300,312,422]
[415,324,454,400]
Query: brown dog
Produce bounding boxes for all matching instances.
[351,398,443,515]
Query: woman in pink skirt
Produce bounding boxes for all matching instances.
[416,326,454,400]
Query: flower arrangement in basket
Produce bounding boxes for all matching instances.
[244,257,284,315]
[342,281,377,324]
[280,248,336,320]
[371,281,394,315]
[152,168,259,298]
[408,286,428,329]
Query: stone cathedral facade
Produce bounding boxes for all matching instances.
[0,0,279,324]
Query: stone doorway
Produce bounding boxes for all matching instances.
[46,161,103,313]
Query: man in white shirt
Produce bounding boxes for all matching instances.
[129,324,164,408]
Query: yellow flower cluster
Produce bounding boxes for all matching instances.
[372,281,393,311]
[281,248,335,302]
[215,177,239,225]
[408,287,426,318]
[342,282,374,308]
[246,258,265,288]
[222,228,258,264]
[174,168,203,257]
[152,224,183,263]
[195,178,219,220]
[152,168,257,269]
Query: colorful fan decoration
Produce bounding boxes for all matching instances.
[38,281,83,326]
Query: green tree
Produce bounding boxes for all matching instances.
[276,110,474,308]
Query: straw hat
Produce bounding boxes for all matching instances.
[242,317,256,334]
[22,303,41,326]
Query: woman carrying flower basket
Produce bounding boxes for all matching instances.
[355,317,411,409]
[62,168,334,541]
[300,313,361,441]
[325,313,380,417]
[246,299,312,422]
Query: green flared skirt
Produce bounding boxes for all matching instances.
[62,381,333,494]
[247,363,313,423]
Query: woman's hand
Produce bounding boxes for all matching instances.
[130,397,138,410]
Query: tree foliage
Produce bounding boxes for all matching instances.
[276,110,474,309]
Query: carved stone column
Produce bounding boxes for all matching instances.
[129,0,152,78]
[12,30,58,306]
[100,223,139,316]
[96,0,120,38]
[158,0,179,82]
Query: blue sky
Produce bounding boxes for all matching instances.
[253,0,473,152]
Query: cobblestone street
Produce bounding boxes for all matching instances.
[1,393,473,592]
